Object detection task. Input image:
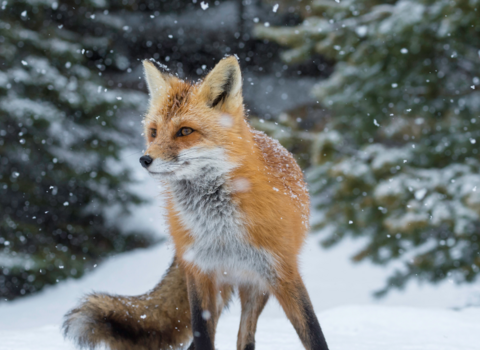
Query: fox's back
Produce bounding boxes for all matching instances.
[251,129,310,218]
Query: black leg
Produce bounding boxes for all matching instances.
[300,292,329,350]
[186,273,216,350]
[274,275,329,350]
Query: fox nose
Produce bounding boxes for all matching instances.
[139,155,153,168]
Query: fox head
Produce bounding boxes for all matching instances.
[140,56,250,181]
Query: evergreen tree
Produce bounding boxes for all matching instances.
[0,0,151,300]
[256,0,480,295]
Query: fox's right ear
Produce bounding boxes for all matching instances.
[143,60,168,107]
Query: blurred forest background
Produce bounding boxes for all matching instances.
[1,0,479,301]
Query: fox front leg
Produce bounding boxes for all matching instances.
[186,272,218,350]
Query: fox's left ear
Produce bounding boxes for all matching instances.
[143,60,168,108]
[199,56,243,111]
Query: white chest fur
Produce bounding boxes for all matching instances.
[169,175,276,286]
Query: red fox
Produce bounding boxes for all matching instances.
[63,56,329,350]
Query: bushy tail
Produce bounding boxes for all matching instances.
[63,256,194,350]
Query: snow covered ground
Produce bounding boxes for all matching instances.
[1,233,479,350]
[1,153,479,349]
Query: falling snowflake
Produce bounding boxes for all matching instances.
[414,189,427,201]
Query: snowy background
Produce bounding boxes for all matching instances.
[2,0,480,348]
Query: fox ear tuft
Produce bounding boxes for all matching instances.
[200,56,242,109]
[143,60,168,105]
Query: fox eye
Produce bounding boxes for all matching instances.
[150,129,157,138]
[177,127,194,137]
